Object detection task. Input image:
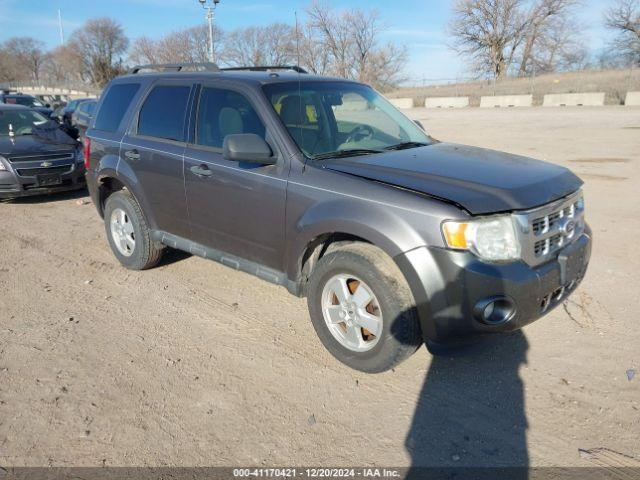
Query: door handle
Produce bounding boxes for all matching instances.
[190,164,214,178]
[124,149,140,162]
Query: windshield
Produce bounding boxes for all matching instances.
[263,81,432,159]
[5,96,44,107]
[0,109,49,136]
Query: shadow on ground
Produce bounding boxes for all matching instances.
[406,331,529,479]
[2,188,88,205]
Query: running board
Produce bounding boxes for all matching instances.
[151,231,297,293]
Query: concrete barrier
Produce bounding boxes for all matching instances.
[543,93,605,107]
[388,98,414,109]
[424,97,469,109]
[18,85,98,99]
[480,95,533,108]
[625,92,640,106]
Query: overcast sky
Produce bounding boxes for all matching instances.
[0,0,617,84]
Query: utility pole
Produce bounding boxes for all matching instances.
[198,0,220,63]
[58,9,65,45]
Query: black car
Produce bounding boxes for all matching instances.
[57,98,93,126]
[0,93,54,118]
[0,104,86,199]
[85,63,591,373]
[71,99,97,137]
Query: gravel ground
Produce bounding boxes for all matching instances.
[0,106,638,468]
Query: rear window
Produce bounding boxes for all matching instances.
[94,83,140,132]
[137,85,191,142]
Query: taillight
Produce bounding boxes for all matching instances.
[83,137,91,169]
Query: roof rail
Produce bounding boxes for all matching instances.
[221,66,308,74]
[129,62,220,74]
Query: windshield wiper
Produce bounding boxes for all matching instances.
[384,141,429,151]
[311,149,383,161]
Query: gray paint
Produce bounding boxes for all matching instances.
[85,70,589,344]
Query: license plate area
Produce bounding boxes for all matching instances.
[37,174,62,187]
[558,239,588,286]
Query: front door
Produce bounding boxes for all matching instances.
[120,81,193,238]
[183,84,288,271]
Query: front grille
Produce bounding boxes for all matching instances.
[7,152,75,163]
[514,191,585,267]
[16,165,73,177]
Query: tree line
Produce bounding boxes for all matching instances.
[449,0,639,80]
[0,0,638,90]
[0,1,407,91]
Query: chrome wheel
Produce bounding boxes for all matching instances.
[321,274,383,352]
[110,208,135,257]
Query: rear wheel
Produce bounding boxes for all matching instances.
[104,190,163,270]
[307,243,423,373]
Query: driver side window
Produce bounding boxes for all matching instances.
[196,87,266,149]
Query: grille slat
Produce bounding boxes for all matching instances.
[8,152,75,163]
[515,191,585,266]
[16,165,73,177]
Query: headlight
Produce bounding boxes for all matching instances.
[0,155,7,171]
[442,215,521,262]
[75,148,85,165]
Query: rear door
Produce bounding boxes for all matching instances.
[183,83,288,271]
[121,80,194,238]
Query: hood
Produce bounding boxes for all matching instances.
[321,143,583,215]
[0,134,77,157]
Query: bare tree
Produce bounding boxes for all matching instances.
[129,25,222,66]
[69,18,129,87]
[605,0,640,66]
[449,0,529,79]
[296,23,332,75]
[0,37,46,82]
[41,44,86,85]
[306,1,353,77]
[367,43,409,90]
[0,48,15,83]
[517,0,577,75]
[222,23,296,67]
[303,2,408,89]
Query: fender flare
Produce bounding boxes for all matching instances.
[95,160,156,230]
[285,197,426,282]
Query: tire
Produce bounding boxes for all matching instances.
[103,190,163,270]
[307,243,423,373]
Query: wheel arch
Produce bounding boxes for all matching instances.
[95,165,155,229]
[286,199,426,296]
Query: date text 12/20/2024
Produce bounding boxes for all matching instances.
[233,468,402,478]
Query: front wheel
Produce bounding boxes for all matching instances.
[307,243,423,373]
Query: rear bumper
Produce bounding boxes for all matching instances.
[395,228,592,346]
[0,166,86,199]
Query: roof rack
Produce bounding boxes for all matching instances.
[129,62,221,74]
[221,66,308,74]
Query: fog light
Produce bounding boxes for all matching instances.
[474,296,516,325]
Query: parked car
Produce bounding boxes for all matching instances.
[85,64,591,373]
[56,98,93,126]
[0,93,54,118]
[0,104,86,199]
[71,99,97,138]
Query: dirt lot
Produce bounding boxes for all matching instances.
[0,107,639,469]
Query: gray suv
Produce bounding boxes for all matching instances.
[85,63,591,373]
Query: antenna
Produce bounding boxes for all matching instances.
[294,11,301,71]
[58,9,65,45]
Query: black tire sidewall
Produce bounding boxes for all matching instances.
[104,193,149,270]
[307,250,420,373]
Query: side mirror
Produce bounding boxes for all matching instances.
[414,120,425,131]
[46,103,51,108]
[223,134,276,165]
